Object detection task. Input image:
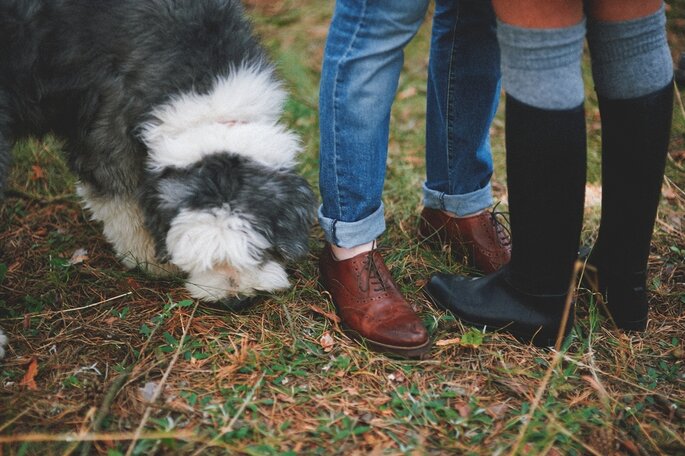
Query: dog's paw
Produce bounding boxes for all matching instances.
[0,328,8,359]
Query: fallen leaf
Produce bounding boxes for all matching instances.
[319,331,335,352]
[582,375,609,399]
[310,305,341,324]
[68,248,89,265]
[485,402,509,419]
[397,86,418,100]
[139,381,159,403]
[387,371,406,384]
[126,277,141,290]
[435,337,461,347]
[30,165,45,181]
[276,393,296,404]
[454,401,470,418]
[371,396,391,406]
[20,357,39,390]
[670,149,685,160]
[620,438,641,456]
[460,328,484,348]
[662,186,677,201]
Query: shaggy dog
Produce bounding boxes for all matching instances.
[0,0,316,359]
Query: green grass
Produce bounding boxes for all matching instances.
[1,1,684,455]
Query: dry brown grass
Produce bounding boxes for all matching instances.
[1,1,684,455]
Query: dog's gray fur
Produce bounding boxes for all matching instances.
[0,0,317,358]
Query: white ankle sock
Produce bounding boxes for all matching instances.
[330,241,375,261]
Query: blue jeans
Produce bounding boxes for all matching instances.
[318,0,501,248]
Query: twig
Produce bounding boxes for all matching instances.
[544,415,604,456]
[0,431,198,444]
[124,301,199,456]
[0,409,31,433]
[507,349,565,456]
[191,371,266,456]
[0,292,133,321]
[560,354,684,405]
[4,188,77,205]
[78,361,133,456]
[555,260,582,350]
[674,79,685,124]
[62,408,97,456]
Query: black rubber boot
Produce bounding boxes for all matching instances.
[427,95,587,347]
[584,83,673,331]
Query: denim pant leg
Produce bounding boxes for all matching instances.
[423,0,501,216]
[318,0,429,248]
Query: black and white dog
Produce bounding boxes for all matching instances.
[0,0,316,358]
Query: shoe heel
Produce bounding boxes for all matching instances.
[602,272,649,332]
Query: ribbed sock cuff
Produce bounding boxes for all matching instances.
[587,5,672,99]
[497,19,586,110]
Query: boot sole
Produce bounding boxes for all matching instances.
[423,288,564,348]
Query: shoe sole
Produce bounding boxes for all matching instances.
[341,325,432,359]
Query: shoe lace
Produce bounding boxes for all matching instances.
[490,202,512,247]
[359,248,387,293]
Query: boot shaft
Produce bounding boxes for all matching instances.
[596,82,674,274]
[505,95,587,295]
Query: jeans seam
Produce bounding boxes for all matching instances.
[445,3,461,195]
[331,0,368,222]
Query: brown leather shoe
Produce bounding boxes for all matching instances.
[419,207,511,274]
[319,244,430,358]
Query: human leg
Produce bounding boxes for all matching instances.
[427,2,588,346]
[318,0,429,249]
[318,0,431,357]
[420,0,510,273]
[424,0,499,215]
[585,1,673,330]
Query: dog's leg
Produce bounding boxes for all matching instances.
[0,130,10,195]
[233,262,290,295]
[77,184,178,276]
[0,328,7,359]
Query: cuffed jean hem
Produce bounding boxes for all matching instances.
[318,203,387,248]
[422,182,493,216]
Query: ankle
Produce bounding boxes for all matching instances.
[330,241,375,261]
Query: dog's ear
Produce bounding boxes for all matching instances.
[139,173,189,263]
[262,174,317,262]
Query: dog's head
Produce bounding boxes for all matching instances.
[142,153,315,304]
[139,65,316,305]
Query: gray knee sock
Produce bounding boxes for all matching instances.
[497,19,586,110]
[588,5,673,99]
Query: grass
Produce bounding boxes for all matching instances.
[1,0,684,454]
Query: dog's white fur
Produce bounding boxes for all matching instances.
[78,184,179,276]
[140,65,300,173]
[0,329,7,359]
[167,207,289,301]
[78,66,297,303]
